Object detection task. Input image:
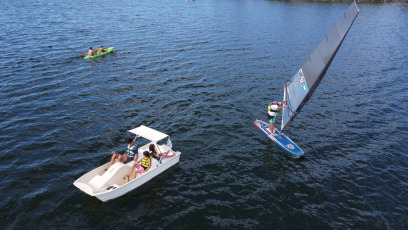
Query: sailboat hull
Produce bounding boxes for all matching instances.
[254,120,304,157]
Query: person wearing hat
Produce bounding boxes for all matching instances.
[268,98,288,136]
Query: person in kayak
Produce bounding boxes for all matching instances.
[88,47,95,57]
[107,137,138,169]
[149,144,175,162]
[268,98,288,136]
[98,46,106,53]
[126,151,151,179]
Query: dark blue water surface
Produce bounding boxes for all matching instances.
[1,0,407,229]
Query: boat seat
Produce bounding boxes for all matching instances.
[89,162,130,190]
[89,175,102,186]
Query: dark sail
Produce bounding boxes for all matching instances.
[281,1,359,133]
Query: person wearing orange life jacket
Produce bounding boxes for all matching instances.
[268,98,288,136]
[98,45,106,54]
[126,151,151,179]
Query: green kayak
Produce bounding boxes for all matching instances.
[84,47,114,59]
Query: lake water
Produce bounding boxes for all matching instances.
[1,0,407,229]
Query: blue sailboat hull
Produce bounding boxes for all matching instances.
[253,120,304,157]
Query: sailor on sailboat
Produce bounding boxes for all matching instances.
[267,98,288,136]
[254,1,359,157]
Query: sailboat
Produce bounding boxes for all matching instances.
[254,1,360,157]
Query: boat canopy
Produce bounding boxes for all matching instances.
[128,125,168,142]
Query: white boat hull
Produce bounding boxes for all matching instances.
[74,143,181,202]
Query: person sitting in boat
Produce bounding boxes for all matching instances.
[98,46,106,53]
[149,144,175,162]
[268,98,288,136]
[88,47,95,57]
[126,151,151,179]
[107,137,138,168]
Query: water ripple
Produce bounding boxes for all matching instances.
[1,0,408,229]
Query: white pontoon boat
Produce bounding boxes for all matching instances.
[73,125,181,202]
